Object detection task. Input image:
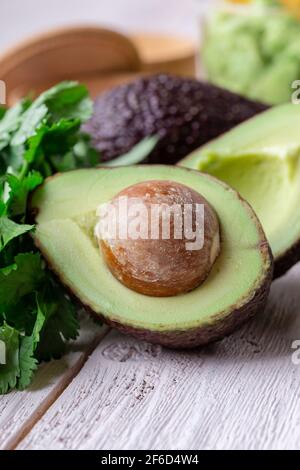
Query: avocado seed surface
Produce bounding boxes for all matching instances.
[99,180,220,297]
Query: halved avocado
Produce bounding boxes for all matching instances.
[31,165,272,348]
[180,104,300,278]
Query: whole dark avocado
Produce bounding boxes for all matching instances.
[83,74,268,164]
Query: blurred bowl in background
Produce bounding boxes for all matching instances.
[0,25,196,105]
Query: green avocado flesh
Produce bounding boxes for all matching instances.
[180,104,300,270]
[32,165,272,342]
[32,165,271,344]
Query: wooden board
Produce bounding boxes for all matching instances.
[131,34,196,77]
[5,266,299,450]
[0,26,196,106]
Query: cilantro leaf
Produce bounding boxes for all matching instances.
[50,151,77,172]
[73,134,99,167]
[45,82,92,121]
[103,136,159,167]
[42,119,81,157]
[11,82,91,150]
[0,81,94,393]
[18,302,45,390]
[0,107,6,121]
[0,201,6,217]
[6,171,43,217]
[11,105,48,148]
[18,339,38,391]
[36,281,79,361]
[0,263,17,276]
[0,217,34,251]
[51,133,98,172]
[23,125,48,164]
[0,306,46,393]
[0,323,20,394]
[0,99,30,151]
[0,253,44,311]
[0,269,80,392]
[3,293,37,334]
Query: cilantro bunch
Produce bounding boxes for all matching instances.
[0,82,96,394]
[0,81,158,394]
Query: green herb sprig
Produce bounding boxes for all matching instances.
[0,81,158,394]
[0,82,94,394]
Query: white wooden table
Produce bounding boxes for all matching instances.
[2,264,300,450]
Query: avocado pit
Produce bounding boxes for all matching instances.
[98,180,220,297]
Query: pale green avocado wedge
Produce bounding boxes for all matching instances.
[180,103,300,278]
[31,165,272,349]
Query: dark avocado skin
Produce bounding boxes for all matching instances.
[274,240,300,279]
[83,74,268,165]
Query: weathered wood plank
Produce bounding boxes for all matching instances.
[18,266,300,450]
[0,317,108,450]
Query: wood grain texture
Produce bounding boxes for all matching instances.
[0,317,108,450]
[18,266,300,450]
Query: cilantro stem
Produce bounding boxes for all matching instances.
[19,161,29,181]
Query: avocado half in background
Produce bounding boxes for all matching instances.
[31,165,273,349]
[180,103,300,278]
[83,74,268,165]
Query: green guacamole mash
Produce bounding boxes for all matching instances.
[202,0,300,104]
